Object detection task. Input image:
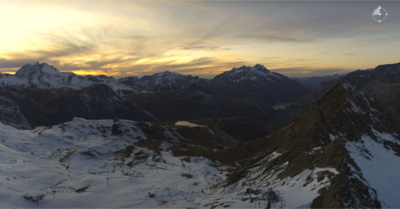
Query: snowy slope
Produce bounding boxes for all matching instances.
[346,134,400,208]
[0,118,232,208]
[158,152,339,209]
[329,80,400,208]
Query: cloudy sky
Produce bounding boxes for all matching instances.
[1,0,400,78]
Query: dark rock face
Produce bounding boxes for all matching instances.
[342,62,400,130]
[127,83,279,125]
[216,117,271,142]
[119,71,202,93]
[277,62,400,130]
[0,96,31,129]
[0,84,156,128]
[127,65,310,126]
[276,78,341,129]
[179,117,271,142]
[26,84,156,127]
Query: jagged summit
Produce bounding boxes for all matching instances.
[151,71,178,77]
[213,64,285,83]
[372,62,400,75]
[1,63,198,93]
[346,62,400,81]
[140,70,195,82]
[7,62,293,93]
[15,62,61,78]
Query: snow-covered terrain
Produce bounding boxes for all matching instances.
[346,133,400,208]
[159,151,340,208]
[0,116,347,208]
[0,118,235,208]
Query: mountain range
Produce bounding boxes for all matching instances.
[0,62,310,129]
[291,73,344,90]
[0,61,399,208]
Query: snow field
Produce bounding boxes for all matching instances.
[0,118,229,208]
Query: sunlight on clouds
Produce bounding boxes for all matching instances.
[1,1,400,78]
[0,67,18,74]
[67,70,120,77]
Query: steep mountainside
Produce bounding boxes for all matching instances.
[291,74,343,90]
[112,78,400,208]
[276,78,341,128]
[0,96,31,129]
[344,62,400,129]
[212,79,400,208]
[281,62,400,130]
[23,84,156,127]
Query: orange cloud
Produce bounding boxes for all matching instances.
[66,70,120,77]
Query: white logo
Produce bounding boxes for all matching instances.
[372,6,388,23]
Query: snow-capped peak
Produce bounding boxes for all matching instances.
[252,63,269,72]
[141,71,184,81]
[15,62,61,78]
[40,62,61,75]
[213,64,285,83]
[154,71,178,76]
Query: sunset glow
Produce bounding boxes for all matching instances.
[1,1,400,78]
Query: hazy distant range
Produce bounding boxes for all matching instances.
[290,74,343,90]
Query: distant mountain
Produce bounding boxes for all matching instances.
[291,73,343,90]
[119,71,202,93]
[127,64,310,126]
[0,62,132,92]
[26,84,157,127]
[0,62,311,129]
[0,84,156,128]
[0,62,201,95]
[213,64,286,83]
[128,83,278,124]
[212,64,310,105]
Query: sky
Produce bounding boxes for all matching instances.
[1,0,400,78]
